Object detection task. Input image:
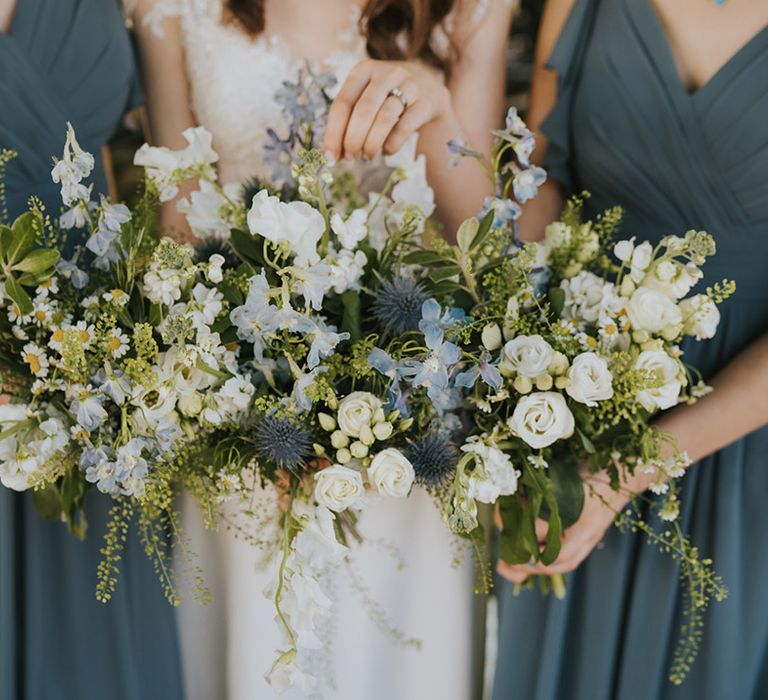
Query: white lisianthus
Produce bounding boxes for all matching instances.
[509,392,575,449]
[247,190,324,266]
[626,287,682,334]
[336,392,382,439]
[461,438,520,503]
[566,353,614,406]
[642,260,703,300]
[330,209,368,250]
[368,448,415,499]
[314,465,365,512]
[634,350,684,411]
[501,335,554,377]
[679,294,720,340]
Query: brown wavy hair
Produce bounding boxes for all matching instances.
[226,0,458,74]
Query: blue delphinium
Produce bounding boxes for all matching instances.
[263,128,295,185]
[492,106,536,166]
[480,196,522,229]
[400,332,461,410]
[512,165,547,204]
[372,277,430,336]
[368,347,411,415]
[405,434,458,487]
[446,138,484,167]
[253,413,313,471]
[454,349,503,391]
[418,298,467,347]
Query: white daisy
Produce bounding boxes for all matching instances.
[104,328,130,358]
[21,343,49,378]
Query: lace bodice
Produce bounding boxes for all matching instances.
[145,0,383,187]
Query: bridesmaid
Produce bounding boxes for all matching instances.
[492,1,768,699]
[0,1,184,699]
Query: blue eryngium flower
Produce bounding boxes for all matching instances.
[253,414,312,470]
[406,434,458,487]
[418,299,467,347]
[372,277,429,336]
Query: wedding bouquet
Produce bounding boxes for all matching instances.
[440,113,730,683]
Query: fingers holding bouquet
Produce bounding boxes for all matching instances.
[323,58,451,162]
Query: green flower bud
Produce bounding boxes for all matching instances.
[350,441,369,459]
[372,422,393,441]
[513,375,533,394]
[317,412,336,432]
[336,447,352,464]
[331,430,349,448]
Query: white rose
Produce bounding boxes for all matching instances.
[634,350,684,412]
[679,294,720,340]
[543,221,572,249]
[368,448,415,499]
[461,439,520,503]
[566,353,614,406]
[336,391,382,438]
[509,392,575,449]
[314,465,365,512]
[626,287,682,334]
[247,190,324,266]
[501,335,554,377]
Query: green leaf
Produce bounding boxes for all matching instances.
[499,495,533,564]
[12,248,60,275]
[527,467,563,565]
[577,428,597,455]
[548,286,566,317]
[340,290,362,341]
[4,274,33,316]
[7,211,41,264]
[0,224,12,255]
[548,457,585,528]
[456,218,479,253]
[403,250,450,266]
[470,210,495,251]
[429,264,461,282]
[229,229,265,266]
[32,485,63,521]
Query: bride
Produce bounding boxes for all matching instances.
[132,1,513,697]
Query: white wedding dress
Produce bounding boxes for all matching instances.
[145,2,481,698]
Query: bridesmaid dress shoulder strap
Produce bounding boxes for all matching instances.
[540,0,602,193]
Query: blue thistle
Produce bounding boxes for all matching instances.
[253,415,312,472]
[405,434,458,487]
[372,278,429,336]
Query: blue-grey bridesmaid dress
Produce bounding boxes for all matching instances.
[492,1,768,698]
[0,2,184,699]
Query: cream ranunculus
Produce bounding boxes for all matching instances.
[679,294,720,340]
[368,448,415,499]
[336,391,383,439]
[566,353,614,406]
[634,350,684,412]
[509,392,575,449]
[501,335,554,378]
[314,465,365,512]
[626,287,682,334]
[247,190,324,266]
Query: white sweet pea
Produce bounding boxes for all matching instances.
[634,350,684,411]
[206,254,225,284]
[566,353,614,406]
[509,392,575,449]
[368,448,415,498]
[336,392,382,439]
[247,190,324,266]
[643,260,703,300]
[291,260,334,311]
[176,179,233,239]
[679,294,720,340]
[143,267,186,307]
[626,287,682,334]
[613,237,636,262]
[330,209,368,250]
[461,439,520,503]
[314,465,365,512]
[329,248,367,294]
[501,335,554,377]
[629,241,654,282]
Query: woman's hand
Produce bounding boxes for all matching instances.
[496,466,641,584]
[323,58,452,163]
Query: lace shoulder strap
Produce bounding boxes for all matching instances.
[140,0,220,37]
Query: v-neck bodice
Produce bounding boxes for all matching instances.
[541,0,768,307]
